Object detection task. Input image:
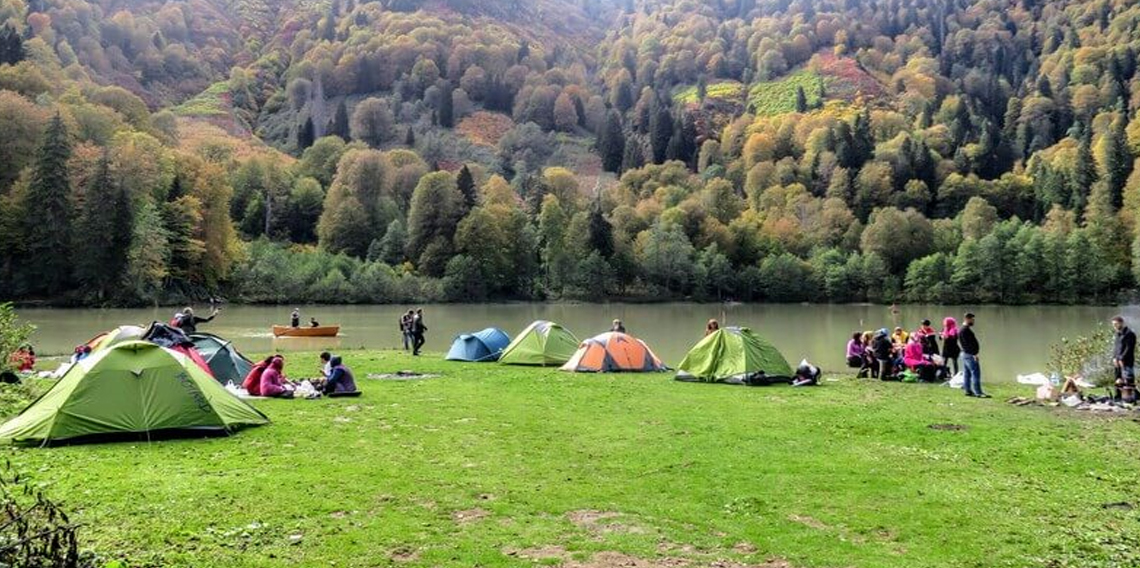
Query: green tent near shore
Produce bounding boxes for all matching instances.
[498,320,580,366]
[675,327,792,384]
[0,341,268,445]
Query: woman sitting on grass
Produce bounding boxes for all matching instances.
[846,332,871,378]
[903,336,935,382]
[259,356,294,399]
[242,356,274,396]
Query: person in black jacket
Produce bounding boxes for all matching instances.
[871,329,894,380]
[173,307,218,335]
[1112,316,1136,400]
[958,312,989,398]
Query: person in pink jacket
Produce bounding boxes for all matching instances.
[259,356,293,398]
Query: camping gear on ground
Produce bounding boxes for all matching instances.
[190,333,254,384]
[143,322,214,377]
[0,341,269,445]
[675,327,793,385]
[499,321,580,366]
[85,325,147,352]
[560,332,668,373]
[273,325,340,338]
[1017,373,1051,386]
[792,359,821,387]
[445,328,511,362]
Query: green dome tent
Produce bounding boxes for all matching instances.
[0,341,269,445]
[675,327,793,385]
[190,333,254,384]
[499,321,580,366]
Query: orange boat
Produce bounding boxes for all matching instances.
[272,325,340,338]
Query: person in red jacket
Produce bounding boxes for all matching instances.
[259,356,293,398]
[242,356,273,396]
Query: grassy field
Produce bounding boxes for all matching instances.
[747,70,826,117]
[3,350,1139,568]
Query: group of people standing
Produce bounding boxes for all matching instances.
[399,309,427,356]
[846,312,988,398]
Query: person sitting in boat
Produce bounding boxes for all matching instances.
[291,308,301,328]
[174,306,218,334]
[310,317,320,328]
[903,336,936,382]
[322,356,359,396]
[611,319,626,333]
[259,356,294,398]
[243,356,274,396]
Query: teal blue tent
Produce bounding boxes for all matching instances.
[446,328,511,362]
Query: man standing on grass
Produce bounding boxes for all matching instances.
[1112,316,1135,400]
[412,308,427,356]
[959,312,989,398]
[399,310,414,351]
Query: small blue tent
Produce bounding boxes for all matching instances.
[445,328,512,362]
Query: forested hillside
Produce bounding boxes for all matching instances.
[3,0,1140,305]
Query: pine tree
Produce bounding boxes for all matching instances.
[1071,131,1097,215]
[851,107,874,168]
[22,114,73,295]
[405,126,416,147]
[794,85,808,113]
[298,117,315,151]
[457,165,477,211]
[599,110,625,173]
[622,135,646,172]
[0,24,24,65]
[330,100,350,140]
[74,152,132,299]
[1102,112,1132,208]
[587,199,614,258]
[649,98,674,164]
[439,84,455,128]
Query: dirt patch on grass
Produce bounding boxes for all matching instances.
[928,423,968,431]
[452,508,491,524]
[367,371,442,381]
[558,552,792,568]
[567,510,645,534]
[787,514,829,530]
[390,546,419,562]
[504,544,571,560]
[560,552,690,567]
[732,542,758,554]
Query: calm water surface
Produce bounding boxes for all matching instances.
[16,303,1131,382]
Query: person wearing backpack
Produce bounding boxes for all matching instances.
[411,308,427,356]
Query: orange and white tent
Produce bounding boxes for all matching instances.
[560,332,668,373]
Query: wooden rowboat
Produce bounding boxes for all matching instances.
[272,325,340,338]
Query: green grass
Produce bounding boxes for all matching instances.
[4,350,1140,567]
[673,81,745,105]
[173,82,232,118]
[747,70,827,117]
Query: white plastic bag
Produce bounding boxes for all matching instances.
[947,372,964,388]
[1017,373,1050,386]
[294,380,321,399]
[225,380,251,398]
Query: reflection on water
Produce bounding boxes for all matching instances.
[15,303,1129,382]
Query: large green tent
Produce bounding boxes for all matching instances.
[0,341,269,445]
[499,320,580,366]
[675,327,793,385]
[190,333,254,384]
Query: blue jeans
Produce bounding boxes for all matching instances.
[961,353,983,395]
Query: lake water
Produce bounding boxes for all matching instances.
[15,303,1130,382]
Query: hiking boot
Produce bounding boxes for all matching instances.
[977,393,992,398]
